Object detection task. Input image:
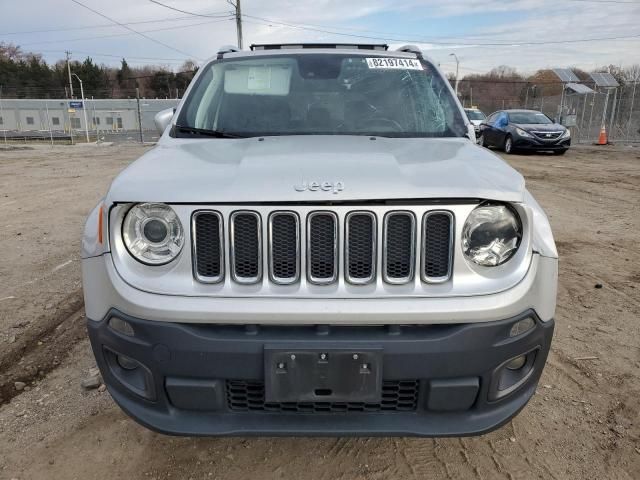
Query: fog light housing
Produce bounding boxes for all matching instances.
[505,355,527,370]
[108,317,135,336]
[509,317,535,337]
[117,354,139,371]
[489,349,539,401]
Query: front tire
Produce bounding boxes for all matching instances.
[504,135,514,154]
[555,148,568,155]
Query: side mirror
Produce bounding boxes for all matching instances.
[154,108,175,135]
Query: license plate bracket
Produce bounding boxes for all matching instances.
[264,347,382,403]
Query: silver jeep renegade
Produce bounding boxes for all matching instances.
[81,43,557,436]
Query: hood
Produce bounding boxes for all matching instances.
[515,123,565,132]
[469,119,483,126]
[106,136,525,204]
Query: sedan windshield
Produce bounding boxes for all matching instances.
[465,109,485,121]
[509,111,553,125]
[175,54,467,138]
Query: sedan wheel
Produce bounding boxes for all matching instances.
[504,136,513,154]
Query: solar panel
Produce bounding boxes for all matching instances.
[566,83,595,94]
[589,72,619,88]
[553,68,580,83]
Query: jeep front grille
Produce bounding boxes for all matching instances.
[191,207,454,287]
[422,212,454,282]
[345,212,376,284]
[307,212,338,284]
[230,211,262,283]
[383,212,415,284]
[192,211,224,283]
[269,212,300,284]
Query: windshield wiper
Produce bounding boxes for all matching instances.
[173,125,247,138]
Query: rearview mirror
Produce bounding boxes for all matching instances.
[154,108,175,135]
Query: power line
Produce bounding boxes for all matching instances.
[38,50,188,62]
[20,18,231,48]
[149,0,242,48]
[0,12,231,37]
[148,0,232,18]
[566,0,638,4]
[69,0,200,59]
[242,13,640,46]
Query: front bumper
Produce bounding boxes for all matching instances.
[88,310,554,437]
[513,136,570,151]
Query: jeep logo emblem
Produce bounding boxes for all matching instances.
[294,180,344,194]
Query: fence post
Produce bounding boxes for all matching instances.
[626,81,637,143]
[0,85,6,144]
[608,88,618,141]
[45,100,53,146]
[136,87,144,144]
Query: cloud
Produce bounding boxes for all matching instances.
[1,0,638,75]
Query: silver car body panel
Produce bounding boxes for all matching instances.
[105,136,525,205]
[81,46,558,327]
[82,251,557,325]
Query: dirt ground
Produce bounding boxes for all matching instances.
[0,142,638,480]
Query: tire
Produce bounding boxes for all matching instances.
[555,149,568,155]
[503,135,514,154]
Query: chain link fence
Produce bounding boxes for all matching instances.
[457,79,640,144]
[1,81,639,144]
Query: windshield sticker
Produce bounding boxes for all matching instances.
[247,67,271,90]
[366,58,423,70]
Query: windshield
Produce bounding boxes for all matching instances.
[465,109,485,120]
[509,111,553,125]
[175,54,467,138]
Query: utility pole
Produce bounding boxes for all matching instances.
[66,51,74,98]
[72,74,90,143]
[449,53,459,97]
[228,0,243,49]
[136,87,144,144]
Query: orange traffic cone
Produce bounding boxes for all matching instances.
[597,126,608,145]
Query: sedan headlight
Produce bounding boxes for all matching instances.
[515,127,533,138]
[462,205,522,266]
[122,203,184,265]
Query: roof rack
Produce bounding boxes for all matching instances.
[250,43,388,51]
[395,45,422,57]
[217,45,241,57]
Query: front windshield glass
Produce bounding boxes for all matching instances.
[176,54,467,138]
[465,109,485,120]
[509,111,553,125]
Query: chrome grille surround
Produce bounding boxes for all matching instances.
[382,211,416,285]
[421,211,454,283]
[229,210,262,284]
[344,211,377,285]
[268,211,300,285]
[191,210,224,284]
[306,211,339,285]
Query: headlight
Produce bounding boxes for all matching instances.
[515,127,533,138]
[560,129,571,139]
[462,205,522,266]
[122,203,184,265]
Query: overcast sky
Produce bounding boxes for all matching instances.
[1,0,639,76]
